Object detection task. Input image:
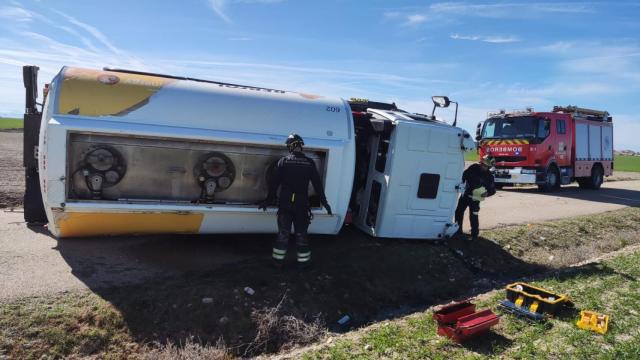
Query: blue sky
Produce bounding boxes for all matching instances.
[1,0,639,150]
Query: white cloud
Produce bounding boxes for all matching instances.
[206,0,284,23]
[429,2,593,17]
[207,0,232,23]
[386,2,596,29]
[52,10,123,55]
[450,34,519,43]
[0,5,34,22]
[406,14,427,25]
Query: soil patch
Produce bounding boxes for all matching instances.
[0,131,23,209]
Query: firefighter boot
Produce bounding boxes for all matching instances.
[272,229,289,269]
[295,232,311,270]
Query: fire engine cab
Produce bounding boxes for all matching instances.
[476,106,613,192]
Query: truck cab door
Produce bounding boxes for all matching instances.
[553,117,571,167]
[537,118,553,165]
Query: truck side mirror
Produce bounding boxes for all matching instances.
[432,96,450,108]
[430,95,458,126]
[475,122,482,141]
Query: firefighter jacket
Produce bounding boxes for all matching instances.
[462,163,496,199]
[266,151,328,212]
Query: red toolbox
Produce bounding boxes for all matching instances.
[433,301,500,343]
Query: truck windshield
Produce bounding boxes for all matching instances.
[482,116,539,139]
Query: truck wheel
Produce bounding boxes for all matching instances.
[538,166,560,192]
[587,165,604,189]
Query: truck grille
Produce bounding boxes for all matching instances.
[495,156,526,163]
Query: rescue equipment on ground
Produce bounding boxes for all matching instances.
[499,282,572,321]
[576,310,609,334]
[433,300,500,342]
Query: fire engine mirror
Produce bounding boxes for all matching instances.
[432,96,451,108]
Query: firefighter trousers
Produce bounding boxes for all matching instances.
[455,195,480,237]
[272,209,311,263]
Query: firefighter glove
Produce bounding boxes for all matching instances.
[471,186,488,202]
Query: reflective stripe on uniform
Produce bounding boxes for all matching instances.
[472,211,479,215]
[297,251,311,258]
[297,256,311,262]
[273,248,287,255]
[272,253,285,260]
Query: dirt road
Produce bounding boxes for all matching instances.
[465,180,640,231]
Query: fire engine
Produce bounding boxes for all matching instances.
[21,65,475,238]
[475,106,613,191]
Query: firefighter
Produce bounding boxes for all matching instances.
[259,133,332,268]
[454,154,496,241]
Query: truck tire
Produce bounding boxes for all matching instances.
[538,165,560,192]
[580,165,603,190]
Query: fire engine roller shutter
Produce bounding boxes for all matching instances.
[417,173,440,199]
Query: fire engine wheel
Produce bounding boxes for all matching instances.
[538,166,560,192]
[579,165,604,190]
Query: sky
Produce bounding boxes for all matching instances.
[1,0,639,150]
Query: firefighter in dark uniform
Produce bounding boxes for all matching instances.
[259,133,332,267]
[455,154,496,241]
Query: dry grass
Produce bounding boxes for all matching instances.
[143,338,232,360]
[244,292,326,357]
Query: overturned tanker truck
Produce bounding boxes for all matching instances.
[22,65,475,239]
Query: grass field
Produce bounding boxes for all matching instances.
[464,150,479,162]
[0,117,23,129]
[1,208,639,359]
[305,248,640,359]
[615,155,640,172]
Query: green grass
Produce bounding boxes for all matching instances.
[304,249,640,359]
[615,155,640,172]
[0,117,23,129]
[464,150,479,162]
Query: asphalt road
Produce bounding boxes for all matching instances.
[1,179,638,301]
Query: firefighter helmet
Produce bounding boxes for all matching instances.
[481,154,495,167]
[285,133,304,152]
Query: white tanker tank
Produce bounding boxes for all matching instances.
[22,65,475,239]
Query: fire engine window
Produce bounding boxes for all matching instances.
[417,173,440,199]
[556,119,566,134]
[537,119,551,139]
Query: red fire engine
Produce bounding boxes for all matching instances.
[475,106,613,192]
